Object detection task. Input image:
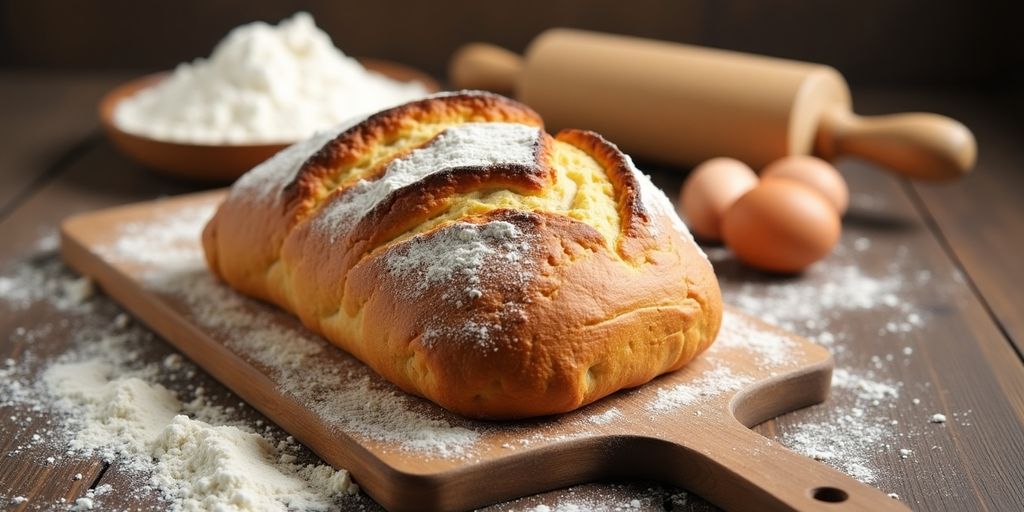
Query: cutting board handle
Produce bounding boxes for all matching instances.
[653,418,910,512]
[817,108,977,181]
[449,43,523,96]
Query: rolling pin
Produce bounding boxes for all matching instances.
[449,29,976,180]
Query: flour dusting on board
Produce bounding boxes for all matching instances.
[97,203,215,272]
[713,310,797,368]
[84,190,769,462]
[586,408,622,426]
[156,270,483,459]
[648,366,752,413]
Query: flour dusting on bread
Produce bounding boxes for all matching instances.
[386,220,532,304]
[231,119,359,200]
[625,155,706,259]
[313,123,541,241]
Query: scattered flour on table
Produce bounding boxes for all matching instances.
[781,410,891,484]
[833,368,901,402]
[0,262,94,311]
[114,12,427,145]
[44,331,358,511]
[707,236,946,487]
[779,367,904,484]
[498,482,686,512]
[710,243,931,349]
[70,484,112,511]
[0,262,359,511]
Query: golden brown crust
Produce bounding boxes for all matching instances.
[203,92,722,420]
[284,92,545,223]
[555,129,652,262]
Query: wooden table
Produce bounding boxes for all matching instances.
[1,72,1022,511]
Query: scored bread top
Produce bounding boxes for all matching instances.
[203,91,722,419]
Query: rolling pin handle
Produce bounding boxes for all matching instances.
[816,108,977,181]
[448,43,524,96]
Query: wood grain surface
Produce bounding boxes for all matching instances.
[1,75,1023,511]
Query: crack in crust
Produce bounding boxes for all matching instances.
[282,91,544,225]
[333,133,556,263]
[554,129,653,262]
[203,92,723,420]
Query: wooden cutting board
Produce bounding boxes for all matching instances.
[59,190,908,512]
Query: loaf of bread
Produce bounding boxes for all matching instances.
[202,92,722,419]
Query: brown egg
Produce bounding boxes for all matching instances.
[722,179,841,273]
[679,157,759,241]
[760,155,849,214]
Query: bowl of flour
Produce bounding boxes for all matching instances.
[100,12,438,182]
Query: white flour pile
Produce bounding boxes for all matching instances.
[0,263,93,311]
[114,12,427,145]
[45,347,358,511]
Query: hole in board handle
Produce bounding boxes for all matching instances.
[812,487,849,503]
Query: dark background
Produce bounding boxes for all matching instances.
[2,0,1021,92]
